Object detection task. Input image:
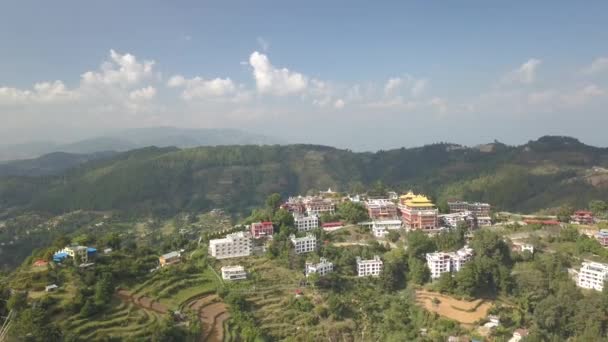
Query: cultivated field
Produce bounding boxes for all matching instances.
[415,290,492,326]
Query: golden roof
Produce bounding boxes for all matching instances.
[400,192,435,207]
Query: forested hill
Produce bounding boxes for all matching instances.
[1,136,607,216]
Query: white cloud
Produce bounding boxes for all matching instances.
[334,99,345,109]
[383,75,428,97]
[81,49,155,88]
[249,51,308,96]
[582,57,608,75]
[0,80,76,105]
[129,86,157,101]
[167,74,238,100]
[562,84,605,106]
[503,58,542,84]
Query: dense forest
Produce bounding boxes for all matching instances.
[1,135,607,217]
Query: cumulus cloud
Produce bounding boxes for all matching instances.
[383,75,428,97]
[562,84,605,106]
[129,86,157,101]
[249,51,308,95]
[81,49,156,88]
[167,74,238,100]
[0,80,76,105]
[582,57,608,75]
[503,58,542,84]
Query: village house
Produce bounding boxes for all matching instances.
[208,231,253,259]
[511,241,534,254]
[508,329,530,342]
[571,210,594,225]
[159,251,181,267]
[53,245,97,263]
[250,221,274,239]
[290,234,317,254]
[45,284,59,292]
[357,255,383,277]
[577,261,608,291]
[305,258,334,277]
[365,198,399,220]
[322,221,344,232]
[597,230,608,247]
[398,191,439,232]
[293,214,319,232]
[426,246,474,279]
[221,265,247,281]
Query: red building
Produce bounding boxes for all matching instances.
[365,199,398,220]
[251,221,274,239]
[571,210,594,225]
[398,192,438,232]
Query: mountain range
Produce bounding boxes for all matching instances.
[0,127,281,161]
[0,135,607,216]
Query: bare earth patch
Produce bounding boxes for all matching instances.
[415,290,492,327]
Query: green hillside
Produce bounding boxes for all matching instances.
[1,136,607,216]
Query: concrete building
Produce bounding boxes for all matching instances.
[304,197,335,216]
[250,221,274,239]
[290,234,317,254]
[577,261,608,291]
[322,221,344,232]
[426,246,474,279]
[371,219,402,238]
[305,258,334,277]
[159,251,181,267]
[357,255,383,277]
[447,200,491,216]
[53,245,97,263]
[597,230,608,247]
[294,214,319,232]
[209,231,253,260]
[365,199,398,220]
[221,265,247,281]
[398,191,438,232]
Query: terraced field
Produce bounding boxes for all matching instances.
[182,293,229,342]
[62,298,164,340]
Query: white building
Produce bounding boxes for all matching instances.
[294,214,319,232]
[512,241,534,254]
[221,265,247,281]
[371,219,402,238]
[477,216,493,227]
[577,261,608,291]
[208,231,253,260]
[426,246,474,279]
[305,258,334,277]
[357,255,383,277]
[290,234,317,254]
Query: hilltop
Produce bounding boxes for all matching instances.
[0,135,607,216]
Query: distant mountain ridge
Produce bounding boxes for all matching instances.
[1,135,607,216]
[0,127,281,161]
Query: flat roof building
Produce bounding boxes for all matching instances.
[159,251,181,267]
[305,258,334,277]
[294,214,319,232]
[357,255,383,277]
[221,265,247,281]
[251,221,274,239]
[209,231,253,260]
[290,234,317,254]
[577,261,608,291]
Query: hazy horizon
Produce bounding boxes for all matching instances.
[2,1,607,150]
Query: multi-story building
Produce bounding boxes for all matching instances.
[221,265,247,281]
[294,214,319,232]
[577,261,608,291]
[365,199,398,220]
[250,221,274,239]
[477,216,493,227]
[398,191,438,232]
[571,210,595,225]
[439,211,475,229]
[426,246,474,279]
[305,258,334,277]
[53,245,97,263]
[290,234,317,254]
[209,231,253,260]
[447,200,491,216]
[371,219,402,238]
[159,251,181,267]
[597,230,608,247]
[304,197,335,216]
[357,255,383,277]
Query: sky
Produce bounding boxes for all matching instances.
[1,1,607,151]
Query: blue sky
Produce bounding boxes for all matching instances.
[1,1,607,150]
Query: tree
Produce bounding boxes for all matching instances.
[265,193,282,214]
[435,272,455,294]
[557,205,574,223]
[454,263,478,297]
[590,200,608,216]
[336,201,369,224]
[407,231,436,259]
[408,258,430,285]
[273,208,295,233]
[7,291,28,312]
[387,230,400,243]
[94,273,114,306]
